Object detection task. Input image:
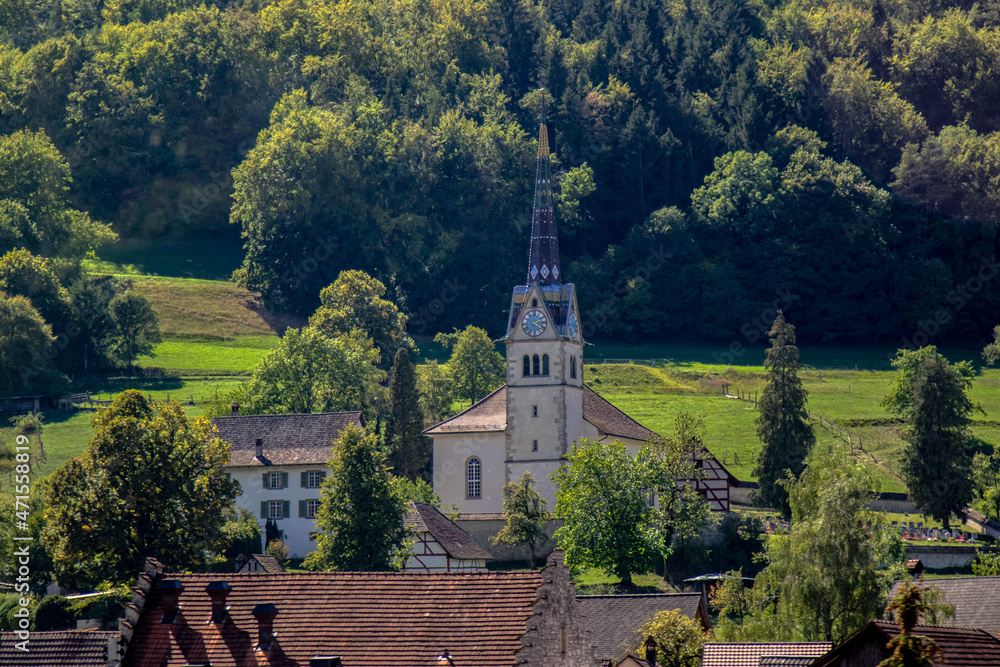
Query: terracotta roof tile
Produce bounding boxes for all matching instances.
[424,386,507,434]
[213,412,363,467]
[701,642,831,667]
[245,554,285,573]
[582,386,658,441]
[758,657,817,667]
[812,621,1000,667]
[122,570,543,667]
[889,577,1000,636]
[0,630,115,666]
[423,385,658,443]
[577,593,707,663]
[406,503,493,560]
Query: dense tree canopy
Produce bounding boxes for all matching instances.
[2,0,1000,342]
[43,391,238,588]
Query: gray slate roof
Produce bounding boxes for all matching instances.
[0,630,116,666]
[576,593,707,664]
[213,412,363,467]
[889,576,1000,636]
[241,554,286,573]
[406,502,493,560]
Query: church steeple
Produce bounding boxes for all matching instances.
[526,91,561,286]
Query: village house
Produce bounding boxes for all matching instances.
[701,642,832,667]
[0,629,119,667]
[575,593,712,665]
[213,409,364,558]
[810,621,1000,666]
[425,101,736,517]
[403,502,493,572]
[119,552,595,667]
[236,554,286,574]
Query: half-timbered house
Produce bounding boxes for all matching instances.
[403,502,492,572]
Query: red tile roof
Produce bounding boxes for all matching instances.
[0,629,116,666]
[213,412,363,467]
[423,385,658,442]
[406,502,493,560]
[122,570,544,667]
[811,621,1000,667]
[701,642,831,667]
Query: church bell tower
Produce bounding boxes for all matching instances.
[504,92,584,489]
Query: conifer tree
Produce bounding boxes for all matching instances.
[899,353,975,530]
[386,347,431,481]
[753,311,815,515]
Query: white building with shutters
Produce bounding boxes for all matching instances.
[213,410,364,558]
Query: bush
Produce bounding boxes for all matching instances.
[34,595,74,631]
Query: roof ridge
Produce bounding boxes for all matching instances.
[213,411,362,420]
[876,620,994,632]
[163,570,539,578]
[576,593,699,598]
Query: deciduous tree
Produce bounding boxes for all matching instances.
[0,291,65,396]
[631,609,711,667]
[108,292,162,366]
[553,438,660,586]
[492,471,551,569]
[304,424,409,571]
[309,270,412,367]
[416,359,454,425]
[435,326,504,404]
[753,311,814,515]
[43,391,238,588]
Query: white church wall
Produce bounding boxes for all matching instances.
[432,431,506,513]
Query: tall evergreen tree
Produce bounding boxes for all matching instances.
[753,310,815,515]
[304,424,409,571]
[900,353,975,529]
[386,347,431,481]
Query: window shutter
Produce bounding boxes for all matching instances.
[301,471,308,487]
[260,501,267,519]
[281,472,289,489]
[262,473,269,489]
[282,500,290,519]
[299,500,307,518]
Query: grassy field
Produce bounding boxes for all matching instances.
[93,237,245,281]
[137,335,279,373]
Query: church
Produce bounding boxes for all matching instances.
[427,102,735,515]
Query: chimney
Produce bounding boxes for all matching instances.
[158,580,184,624]
[206,581,231,624]
[255,438,263,459]
[231,402,239,416]
[252,603,279,650]
[643,636,657,666]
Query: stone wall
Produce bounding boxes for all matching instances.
[905,545,1000,569]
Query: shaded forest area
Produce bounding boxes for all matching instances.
[3,0,1000,344]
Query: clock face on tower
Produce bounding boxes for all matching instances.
[521,309,548,337]
[568,312,579,339]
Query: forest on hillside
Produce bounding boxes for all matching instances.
[3,0,1000,343]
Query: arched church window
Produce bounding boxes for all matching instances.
[532,354,540,375]
[532,298,538,307]
[570,356,577,379]
[542,354,549,375]
[467,458,481,498]
[522,355,530,377]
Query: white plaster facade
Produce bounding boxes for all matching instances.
[228,464,327,558]
[403,530,489,572]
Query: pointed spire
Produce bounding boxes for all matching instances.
[526,89,561,286]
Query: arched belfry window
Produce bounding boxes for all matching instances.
[570,356,577,379]
[532,298,538,307]
[542,354,550,375]
[532,354,540,375]
[467,458,481,498]
[522,355,530,377]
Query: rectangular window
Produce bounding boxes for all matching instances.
[303,470,325,488]
[268,500,285,519]
[307,499,321,518]
[269,472,282,489]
